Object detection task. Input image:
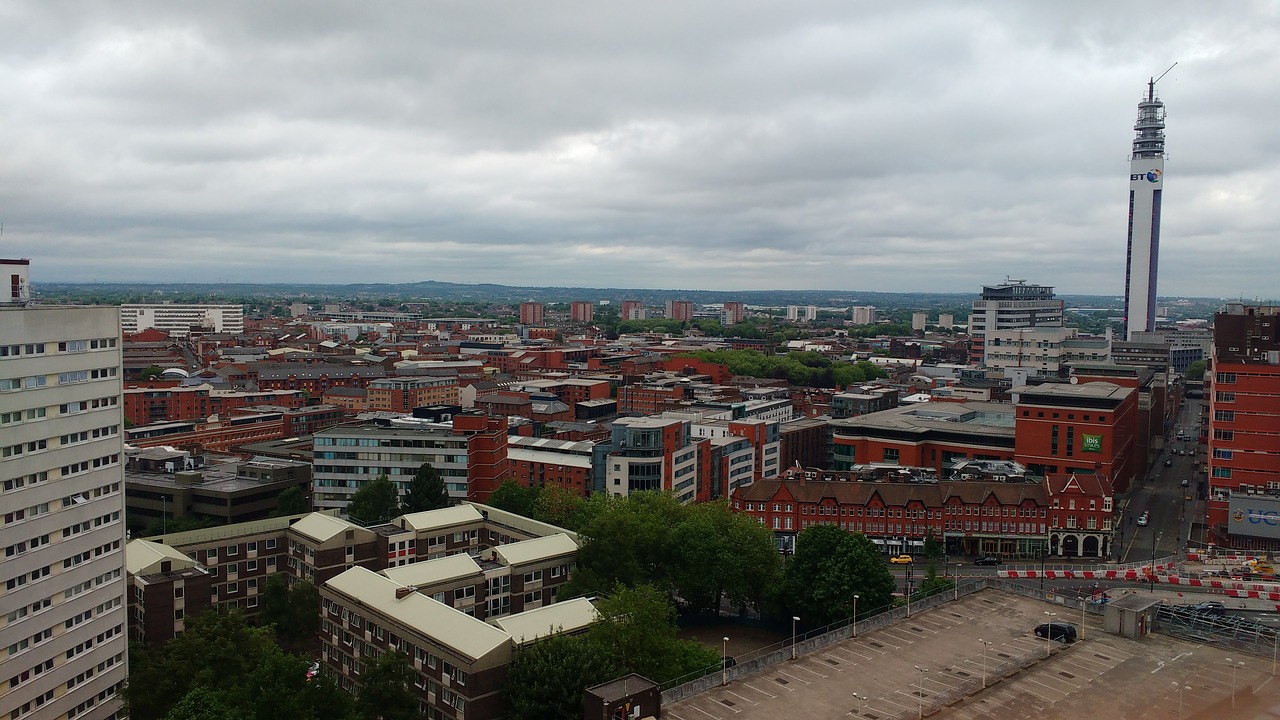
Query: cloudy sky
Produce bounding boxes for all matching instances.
[2,2,1278,297]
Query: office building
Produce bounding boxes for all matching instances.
[968,281,1064,364]
[1123,76,1169,339]
[1,259,128,720]
[983,327,1110,376]
[1205,304,1280,548]
[120,303,243,339]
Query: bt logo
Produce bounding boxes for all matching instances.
[1130,169,1162,183]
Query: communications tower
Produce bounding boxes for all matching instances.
[1123,68,1172,339]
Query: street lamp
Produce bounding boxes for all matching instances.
[1043,611,1056,658]
[852,692,864,716]
[852,594,860,638]
[1172,681,1191,719]
[1226,658,1243,708]
[914,666,928,720]
[1151,531,1163,593]
[979,639,992,688]
[791,616,800,660]
[721,636,729,686]
[954,563,961,600]
[1077,593,1087,640]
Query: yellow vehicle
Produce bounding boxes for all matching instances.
[889,554,914,564]
[1244,559,1276,576]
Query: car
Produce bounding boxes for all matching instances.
[974,556,1002,566]
[1190,601,1226,616]
[889,554,914,564]
[306,661,320,682]
[1034,621,1078,642]
[1165,459,1173,467]
[1136,512,1150,527]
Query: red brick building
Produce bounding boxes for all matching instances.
[570,301,594,323]
[733,469,1113,559]
[519,302,545,325]
[124,384,306,426]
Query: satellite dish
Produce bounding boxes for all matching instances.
[1069,377,1079,384]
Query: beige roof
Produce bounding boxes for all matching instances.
[381,553,483,587]
[126,539,199,576]
[490,597,597,646]
[291,513,364,543]
[398,504,484,533]
[325,566,511,663]
[464,502,579,543]
[495,533,578,567]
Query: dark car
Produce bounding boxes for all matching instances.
[1034,621,1078,642]
[1191,601,1226,616]
[1164,459,1173,467]
[974,556,1002,566]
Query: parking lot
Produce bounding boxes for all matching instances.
[664,589,1280,720]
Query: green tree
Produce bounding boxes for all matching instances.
[162,687,241,720]
[261,575,321,650]
[347,474,399,525]
[487,480,538,518]
[668,501,780,615]
[401,462,450,513]
[1185,359,1207,381]
[504,633,619,720]
[140,366,164,380]
[588,584,720,683]
[917,563,954,598]
[275,485,310,516]
[923,530,942,561]
[532,484,589,531]
[780,525,897,627]
[568,492,682,596]
[354,650,418,720]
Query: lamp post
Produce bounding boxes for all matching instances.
[1151,531,1162,593]
[852,692,863,716]
[852,594,859,638]
[954,563,961,600]
[722,636,729,686]
[791,616,800,660]
[1043,611,1055,658]
[1172,681,1191,719]
[979,639,992,688]
[914,666,928,720]
[1078,593,1087,640]
[1226,658,1243,708]
[1040,548,1046,592]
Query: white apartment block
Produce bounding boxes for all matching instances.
[1,264,128,720]
[119,304,244,338]
[849,306,877,325]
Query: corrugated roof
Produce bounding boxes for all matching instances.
[490,597,597,646]
[126,539,198,576]
[506,447,592,469]
[326,567,511,662]
[381,553,483,587]
[495,533,578,566]
[399,504,484,532]
[291,513,364,543]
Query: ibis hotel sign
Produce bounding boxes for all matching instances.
[1229,494,1280,540]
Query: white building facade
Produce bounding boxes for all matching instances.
[1,265,129,720]
[120,304,244,338]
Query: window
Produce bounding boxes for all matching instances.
[1216,392,1236,403]
[1213,449,1234,460]
[1215,372,1236,384]
[1214,410,1235,422]
[1214,429,1235,441]
[1212,468,1232,478]
[882,448,899,463]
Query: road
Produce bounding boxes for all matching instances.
[1118,397,1201,564]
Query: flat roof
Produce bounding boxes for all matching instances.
[1013,381,1133,400]
[326,567,511,663]
[506,447,593,469]
[830,401,1016,436]
[490,597,597,646]
[381,553,483,587]
[494,533,578,566]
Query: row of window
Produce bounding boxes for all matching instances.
[0,337,116,360]
[0,395,118,427]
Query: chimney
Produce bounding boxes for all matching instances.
[395,585,418,600]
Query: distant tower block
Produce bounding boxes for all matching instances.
[1124,66,1174,340]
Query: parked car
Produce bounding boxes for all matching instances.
[974,556,1002,566]
[889,554,914,564]
[1164,458,1173,467]
[1136,511,1150,527]
[1034,621,1078,642]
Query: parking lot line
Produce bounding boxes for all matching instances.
[684,702,723,720]
[741,681,776,699]
[789,662,828,679]
[775,668,812,685]
[724,689,757,706]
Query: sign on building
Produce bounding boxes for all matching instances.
[1228,493,1280,540]
[1081,434,1103,453]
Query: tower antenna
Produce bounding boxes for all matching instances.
[1149,62,1177,101]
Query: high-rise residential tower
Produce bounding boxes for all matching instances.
[1123,75,1168,340]
[1,259,129,720]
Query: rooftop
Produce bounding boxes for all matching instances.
[489,597,598,646]
[397,504,485,533]
[126,538,199,576]
[381,553,483,587]
[494,533,579,566]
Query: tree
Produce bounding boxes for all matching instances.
[668,501,780,615]
[347,474,399,525]
[260,575,321,651]
[780,525,897,628]
[401,462,450,513]
[354,651,418,720]
[275,485,310,516]
[1185,359,1207,381]
[588,584,720,683]
[917,563,954,598]
[140,366,164,380]
[487,480,538,518]
[532,484,589,531]
[504,633,619,720]
[923,530,942,561]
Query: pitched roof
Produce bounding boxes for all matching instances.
[490,597,597,646]
[381,553,483,587]
[326,567,511,663]
[290,513,365,543]
[738,478,1050,507]
[494,533,579,566]
[126,539,199,576]
[398,504,485,533]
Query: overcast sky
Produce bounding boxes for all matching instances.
[2,2,1278,297]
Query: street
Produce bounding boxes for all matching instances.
[1118,397,1201,564]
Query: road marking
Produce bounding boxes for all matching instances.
[820,652,846,670]
[789,662,828,679]
[684,703,722,720]
[776,668,812,684]
[741,682,776,699]
[723,689,755,705]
